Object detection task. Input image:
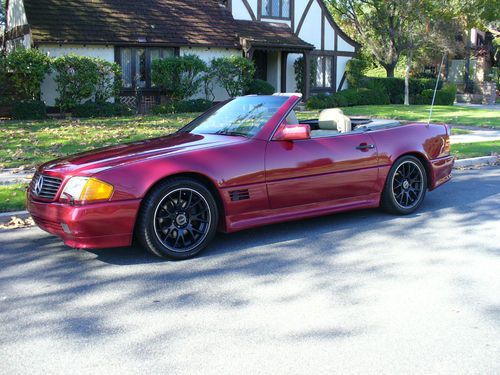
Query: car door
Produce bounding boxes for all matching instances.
[265,132,379,209]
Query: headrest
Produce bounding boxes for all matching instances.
[318,108,352,133]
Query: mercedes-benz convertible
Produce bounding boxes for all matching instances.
[27,94,454,259]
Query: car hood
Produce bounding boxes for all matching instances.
[39,132,246,176]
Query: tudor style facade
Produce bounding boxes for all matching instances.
[4,0,358,107]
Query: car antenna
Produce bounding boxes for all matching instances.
[427,53,446,127]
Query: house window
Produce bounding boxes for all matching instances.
[262,0,291,19]
[314,55,334,89]
[118,47,176,90]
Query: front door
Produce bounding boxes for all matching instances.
[265,133,379,209]
[252,50,268,81]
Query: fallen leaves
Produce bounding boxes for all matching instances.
[0,216,35,230]
[1,115,192,168]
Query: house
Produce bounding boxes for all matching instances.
[3,0,358,107]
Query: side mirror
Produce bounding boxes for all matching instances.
[274,124,311,141]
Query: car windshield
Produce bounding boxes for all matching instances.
[182,96,289,137]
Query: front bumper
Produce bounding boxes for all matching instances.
[27,194,142,249]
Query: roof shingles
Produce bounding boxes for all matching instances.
[24,0,313,51]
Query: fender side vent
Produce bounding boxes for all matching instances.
[229,189,250,202]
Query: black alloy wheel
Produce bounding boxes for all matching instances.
[381,155,427,215]
[137,178,218,259]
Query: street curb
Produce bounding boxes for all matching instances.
[453,155,499,168]
[0,210,30,219]
[0,157,497,220]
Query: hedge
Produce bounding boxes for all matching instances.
[306,87,390,109]
[73,101,133,118]
[245,79,275,95]
[414,84,457,106]
[152,99,213,114]
[359,77,442,104]
[11,100,47,120]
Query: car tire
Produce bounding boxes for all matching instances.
[136,177,218,260]
[380,155,428,215]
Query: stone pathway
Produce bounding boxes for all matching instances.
[450,127,500,144]
[454,103,500,110]
[0,169,34,186]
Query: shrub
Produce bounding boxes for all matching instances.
[95,60,122,104]
[415,83,457,106]
[152,99,213,114]
[245,79,275,95]
[306,87,390,109]
[53,55,100,111]
[5,48,51,101]
[11,100,47,120]
[361,77,443,104]
[73,101,133,118]
[294,56,317,97]
[345,58,366,88]
[356,87,390,105]
[0,55,8,104]
[210,56,255,97]
[151,55,207,101]
[306,93,332,110]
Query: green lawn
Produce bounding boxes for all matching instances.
[451,141,500,159]
[299,105,500,128]
[0,184,27,213]
[0,114,195,169]
[0,105,497,171]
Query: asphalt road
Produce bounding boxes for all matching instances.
[1,167,499,374]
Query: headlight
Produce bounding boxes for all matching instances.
[61,177,114,203]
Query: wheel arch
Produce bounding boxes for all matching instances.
[395,151,432,189]
[134,172,227,236]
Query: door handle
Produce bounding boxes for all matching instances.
[356,143,375,150]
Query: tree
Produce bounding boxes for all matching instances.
[0,0,6,28]
[151,54,207,101]
[53,54,100,111]
[210,56,255,97]
[327,0,413,77]
[1,0,6,52]
[327,0,498,81]
[5,48,51,100]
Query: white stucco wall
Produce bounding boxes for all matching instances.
[337,34,355,52]
[5,0,31,52]
[324,21,335,51]
[286,53,301,93]
[231,0,254,20]
[336,56,351,91]
[297,0,322,49]
[266,51,281,92]
[180,47,242,101]
[38,44,115,106]
[7,0,28,29]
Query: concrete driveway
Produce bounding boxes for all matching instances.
[1,168,499,374]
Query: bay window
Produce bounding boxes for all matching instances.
[261,0,291,19]
[117,47,176,90]
[314,55,334,89]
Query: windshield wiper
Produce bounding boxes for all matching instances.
[215,130,249,137]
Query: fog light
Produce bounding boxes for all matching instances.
[61,223,71,234]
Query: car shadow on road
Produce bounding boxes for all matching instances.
[88,167,500,265]
[0,168,498,357]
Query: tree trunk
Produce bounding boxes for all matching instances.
[385,65,395,78]
[464,28,472,93]
[404,48,413,106]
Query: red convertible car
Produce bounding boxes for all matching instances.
[27,94,454,259]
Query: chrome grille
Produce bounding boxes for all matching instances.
[31,173,62,200]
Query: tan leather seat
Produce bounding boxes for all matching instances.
[286,110,299,125]
[319,108,352,133]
